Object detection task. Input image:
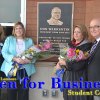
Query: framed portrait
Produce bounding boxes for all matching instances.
[37,2,74,55]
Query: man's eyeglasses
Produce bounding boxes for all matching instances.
[88,25,100,30]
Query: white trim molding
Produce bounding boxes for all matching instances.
[0,0,26,27]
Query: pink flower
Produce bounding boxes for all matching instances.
[67,48,76,59]
[77,51,85,61]
[40,41,52,51]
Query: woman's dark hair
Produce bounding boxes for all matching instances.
[0,24,5,42]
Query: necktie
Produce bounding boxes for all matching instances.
[90,40,97,55]
[88,41,98,65]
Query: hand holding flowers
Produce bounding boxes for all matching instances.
[59,44,89,63]
[8,40,52,77]
[54,44,90,74]
[54,44,89,70]
[53,44,90,92]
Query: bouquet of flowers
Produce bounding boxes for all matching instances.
[53,43,89,91]
[54,43,90,73]
[8,40,52,77]
[58,44,89,62]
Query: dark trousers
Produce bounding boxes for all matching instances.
[0,71,6,100]
[7,82,29,100]
[7,69,30,100]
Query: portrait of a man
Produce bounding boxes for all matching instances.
[38,2,74,54]
[47,7,63,26]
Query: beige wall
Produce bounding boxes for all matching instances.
[29,62,63,100]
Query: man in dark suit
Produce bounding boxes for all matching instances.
[88,18,100,100]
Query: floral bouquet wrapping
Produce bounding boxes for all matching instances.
[54,43,89,91]
[56,44,89,72]
[58,45,89,62]
[8,40,52,77]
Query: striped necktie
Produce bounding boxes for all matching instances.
[90,40,97,55]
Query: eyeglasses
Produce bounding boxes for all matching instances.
[88,25,100,30]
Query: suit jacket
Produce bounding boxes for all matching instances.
[88,41,100,81]
[1,36,36,77]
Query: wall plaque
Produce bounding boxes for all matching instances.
[37,2,74,55]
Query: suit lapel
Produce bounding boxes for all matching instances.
[89,41,100,63]
[91,41,100,56]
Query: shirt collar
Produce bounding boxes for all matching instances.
[96,37,100,42]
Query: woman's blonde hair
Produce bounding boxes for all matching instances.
[73,24,89,40]
[0,24,5,41]
[12,22,26,38]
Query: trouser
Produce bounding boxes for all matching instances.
[7,84,29,100]
[0,71,6,100]
[7,69,30,100]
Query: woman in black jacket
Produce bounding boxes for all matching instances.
[58,24,92,100]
